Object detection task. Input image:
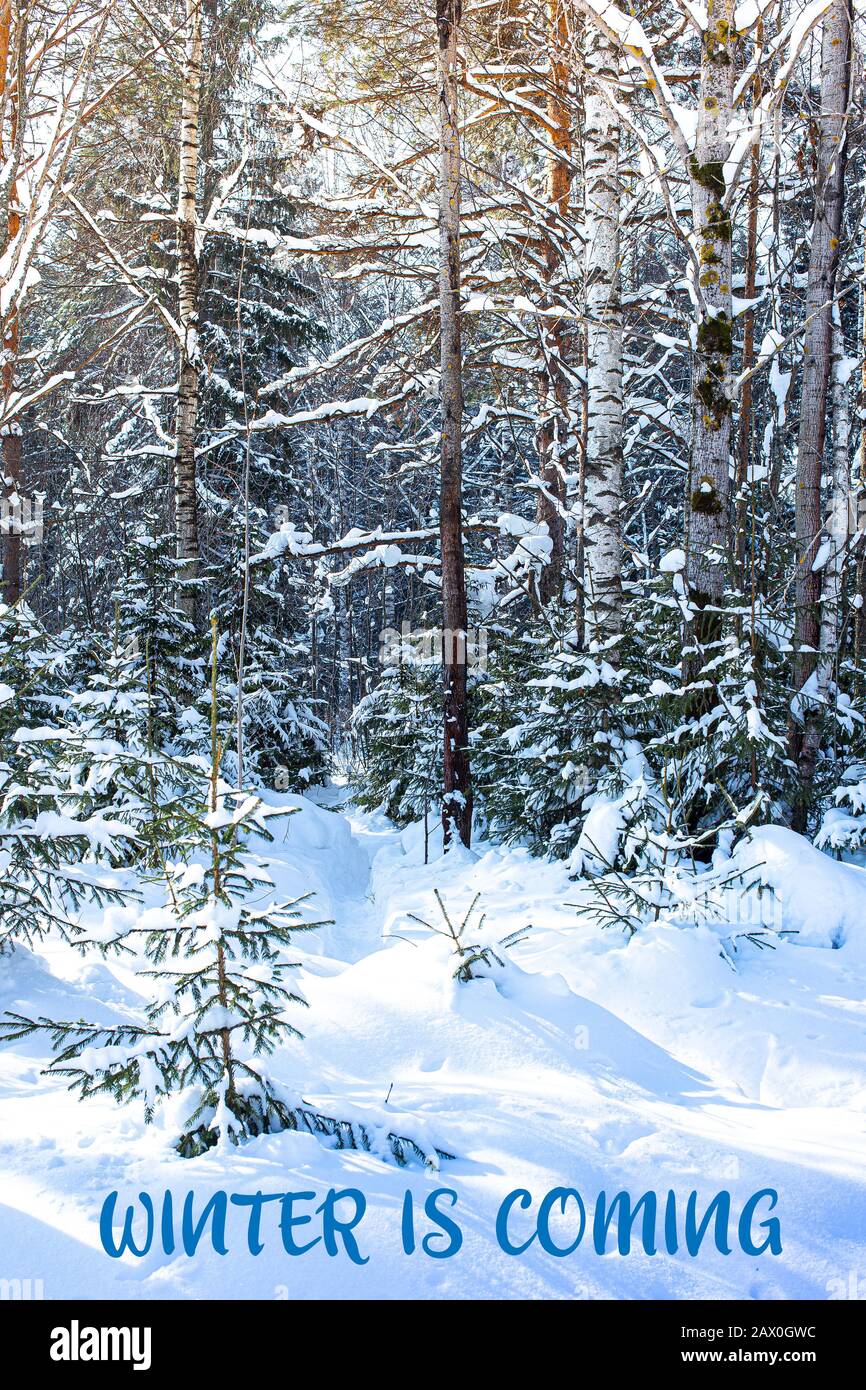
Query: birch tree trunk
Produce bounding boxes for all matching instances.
[735,26,762,601]
[582,29,623,652]
[789,317,851,809]
[174,0,203,621]
[683,0,736,689]
[851,118,866,679]
[0,0,22,604]
[535,0,571,605]
[816,315,852,678]
[436,0,472,848]
[788,0,851,830]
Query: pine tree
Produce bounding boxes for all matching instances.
[476,595,648,861]
[113,526,201,751]
[206,532,328,793]
[817,763,866,857]
[0,617,327,1151]
[2,618,453,1166]
[0,602,128,947]
[352,651,442,828]
[25,614,181,866]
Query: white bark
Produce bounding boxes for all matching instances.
[817,314,852,683]
[582,29,623,652]
[684,0,736,681]
[789,0,851,824]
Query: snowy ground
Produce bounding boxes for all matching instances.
[1,787,865,1300]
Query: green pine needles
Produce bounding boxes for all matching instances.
[2,616,328,1154]
[1,616,453,1167]
[0,601,132,950]
[408,889,531,981]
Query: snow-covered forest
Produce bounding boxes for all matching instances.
[1,0,866,1301]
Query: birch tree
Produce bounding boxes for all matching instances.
[816,315,853,688]
[682,0,736,686]
[582,28,623,651]
[789,0,852,828]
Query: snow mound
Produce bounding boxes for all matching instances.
[728,825,866,948]
[250,793,373,955]
[4,794,866,1299]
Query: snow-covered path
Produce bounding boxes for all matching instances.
[1,792,865,1300]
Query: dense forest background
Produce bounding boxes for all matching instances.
[2,0,866,892]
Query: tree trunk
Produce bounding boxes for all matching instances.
[683,0,736,688]
[818,316,852,673]
[436,0,472,849]
[174,0,203,621]
[853,162,866,676]
[788,0,851,831]
[535,0,571,605]
[735,28,762,603]
[582,28,623,652]
[790,316,851,801]
[1,0,22,604]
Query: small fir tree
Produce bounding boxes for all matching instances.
[0,602,129,947]
[2,618,452,1166]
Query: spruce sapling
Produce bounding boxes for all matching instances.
[407,889,531,981]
